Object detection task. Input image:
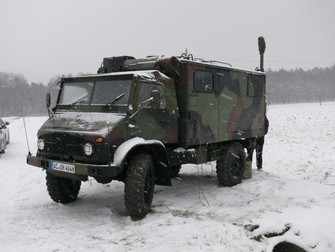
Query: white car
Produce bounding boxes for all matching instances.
[0,118,10,144]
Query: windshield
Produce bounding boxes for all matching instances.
[58,79,132,106]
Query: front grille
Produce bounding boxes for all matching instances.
[40,132,109,164]
[64,144,83,156]
[44,141,83,156]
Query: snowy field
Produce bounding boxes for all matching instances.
[0,102,334,252]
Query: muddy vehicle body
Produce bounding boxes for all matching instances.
[27,38,267,219]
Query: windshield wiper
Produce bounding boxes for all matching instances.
[105,93,125,107]
[68,98,87,106]
[68,94,88,106]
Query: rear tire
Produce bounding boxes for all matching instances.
[124,154,155,219]
[217,142,246,187]
[46,172,81,204]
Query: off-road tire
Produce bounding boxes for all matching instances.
[124,154,155,219]
[170,165,181,178]
[217,142,246,187]
[46,172,81,204]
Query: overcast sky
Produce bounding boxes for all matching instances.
[1,0,334,84]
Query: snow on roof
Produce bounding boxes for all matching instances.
[179,58,266,75]
[68,70,171,81]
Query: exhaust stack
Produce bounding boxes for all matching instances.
[258,36,266,72]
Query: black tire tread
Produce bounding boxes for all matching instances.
[124,154,155,219]
[46,172,81,204]
[217,142,246,187]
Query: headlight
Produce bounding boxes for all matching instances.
[37,138,45,151]
[84,142,94,156]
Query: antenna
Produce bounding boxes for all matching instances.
[23,118,31,156]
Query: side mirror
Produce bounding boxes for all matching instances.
[127,104,134,115]
[5,122,9,125]
[150,90,160,109]
[46,92,51,108]
[46,92,54,117]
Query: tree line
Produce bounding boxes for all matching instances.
[0,65,335,117]
[0,72,63,117]
[266,65,335,104]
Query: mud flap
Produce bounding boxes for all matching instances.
[243,160,252,179]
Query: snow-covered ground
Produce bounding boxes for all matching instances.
[1,102,334,252]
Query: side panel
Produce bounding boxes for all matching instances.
[218,70,266,140]
[176,61,266,148]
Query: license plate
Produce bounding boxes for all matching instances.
[51,162,75,174]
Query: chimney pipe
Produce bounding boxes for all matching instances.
[258,37,266,72]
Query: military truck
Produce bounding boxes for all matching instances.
[27,38,267,219]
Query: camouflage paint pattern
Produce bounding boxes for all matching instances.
[172,59,266,148]
[27,55,266,185]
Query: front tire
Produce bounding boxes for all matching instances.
[124,154,155,219]
[46,172,81,204]
[217,142,246,187]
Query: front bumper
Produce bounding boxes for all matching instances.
[27,155,120,181]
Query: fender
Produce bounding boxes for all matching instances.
[113,137,172,186]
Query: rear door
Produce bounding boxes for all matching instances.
[189,69,218,144]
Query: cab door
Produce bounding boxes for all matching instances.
[131,82,178,144]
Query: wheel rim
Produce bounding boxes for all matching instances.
[230,152,242,179]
